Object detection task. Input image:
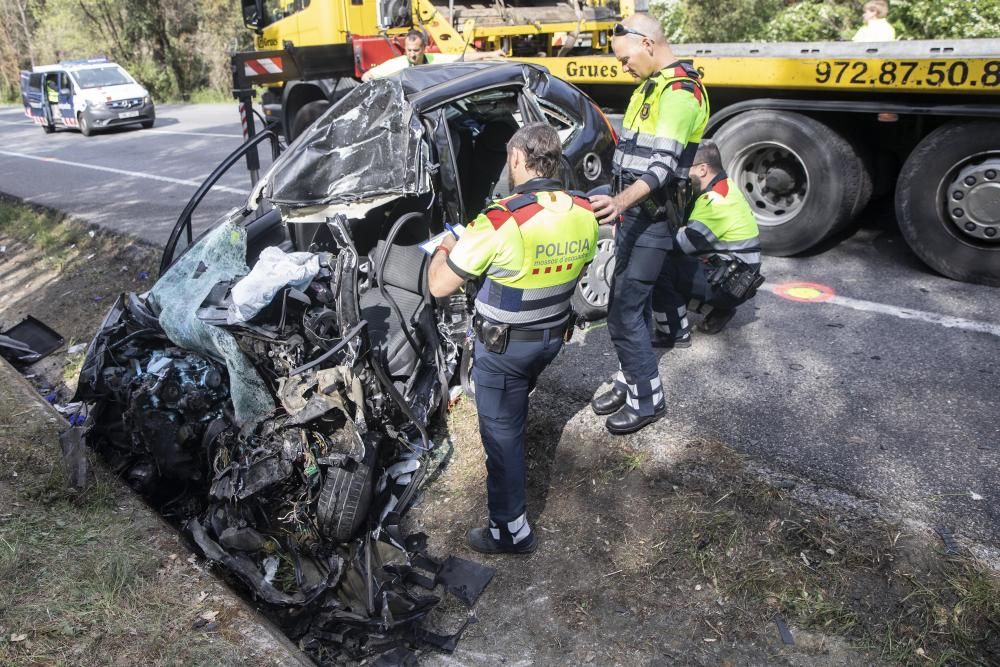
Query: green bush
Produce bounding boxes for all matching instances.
[890,0,1000,39]
[759,1,858,42]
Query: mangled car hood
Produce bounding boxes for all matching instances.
[264,78,430,207]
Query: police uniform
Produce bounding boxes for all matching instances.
[653,171,762,340]
[446,177,598,547]
[602,63,710,425]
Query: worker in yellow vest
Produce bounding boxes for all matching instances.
[362,30,504,81]
[429,122,598,554]
[589,14,710,435]
[652,140,763,347]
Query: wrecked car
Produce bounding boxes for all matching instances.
[71,62,615,658]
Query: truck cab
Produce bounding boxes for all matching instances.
[20,58,156,137]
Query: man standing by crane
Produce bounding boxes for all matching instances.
[589,14,710,435]
[362,30,504,81]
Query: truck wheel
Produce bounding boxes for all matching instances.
[316,437,378,542]
[714,110,866,256]
[78,112,94,137]
[896,121,1000,287]
[289,100,330,142]
[571,223,615,321]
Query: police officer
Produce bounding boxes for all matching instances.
[589,14,710,435]
[429,122,598,554]
[651,140,762,346]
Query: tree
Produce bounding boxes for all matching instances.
[759,0,857,42]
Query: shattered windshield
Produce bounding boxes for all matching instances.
[266,78,430,207]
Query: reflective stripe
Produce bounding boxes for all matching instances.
[475,278,577,325]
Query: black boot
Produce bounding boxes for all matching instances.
[605,403,665,435]
[651,331,692,349]
[466,527,538,555]
[697,308,735,335]
[591,385,627,416]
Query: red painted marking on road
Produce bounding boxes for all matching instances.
[772,282,836,303]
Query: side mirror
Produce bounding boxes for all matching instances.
[241,0,269,30]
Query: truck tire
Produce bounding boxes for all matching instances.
[571,223,615,321]
[713,110,866,256]
[316,438,378,542]
[289,100,330,142]
[78,112,94,137]
[895,120,1000,287]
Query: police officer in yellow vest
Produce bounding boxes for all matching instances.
[429,123,598,554]
[651,140,762,346]
[589,14,710,435]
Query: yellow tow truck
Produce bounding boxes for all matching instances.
[232,0,1000,285]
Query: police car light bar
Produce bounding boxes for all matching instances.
[58,56,109,67]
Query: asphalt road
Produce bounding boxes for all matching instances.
[1,103,997,550]
[0,103,271,246]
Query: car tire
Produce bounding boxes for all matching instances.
[571,223,615,321]
[78,112,94,137]
[895,120,1000,287]
[316,437,378,542]
[42,122,55,134]
[141,119,155,129]
[289,100,330,142]
[713,110,865,256]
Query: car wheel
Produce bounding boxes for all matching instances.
[713,110,867,256]
[571,223,615,321]
[895,120,1000,287]
[42,122,55,134]
[289,100,330,142]
[141,118,155,129]
[316,437,378,542]
[78,111,94,137]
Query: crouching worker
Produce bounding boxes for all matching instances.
[652,140,763,346]
[428,122,598,554]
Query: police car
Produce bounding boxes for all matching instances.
[19,58,155,137]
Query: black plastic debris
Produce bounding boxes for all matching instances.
[372,646,419,667]
[773,613,795,645]
[437,556,496,607]
[0,315,64,364]
[935,526,961,555]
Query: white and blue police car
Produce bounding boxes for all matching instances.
[19,57,155,137]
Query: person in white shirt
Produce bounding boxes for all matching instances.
[853,0,896,42]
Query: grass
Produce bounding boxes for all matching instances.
[184,88,234,104]
[0,362,259,666]
[0,196,86,271]
[639,447,1000,664]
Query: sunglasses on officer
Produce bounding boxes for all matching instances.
[611,22,648,39]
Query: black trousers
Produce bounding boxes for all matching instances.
[472,333,562,544]
[606,206,676,415]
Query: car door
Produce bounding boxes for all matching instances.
[56,71,75,126]
[23,72,46,125]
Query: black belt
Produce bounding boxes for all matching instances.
[507,321,569,342]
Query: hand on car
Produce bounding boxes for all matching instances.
[589,194,622,225]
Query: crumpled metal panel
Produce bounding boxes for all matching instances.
[267,79,429,207]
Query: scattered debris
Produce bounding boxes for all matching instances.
[773,614,795,645]
[935,526,961,555]
[0,315,64,364]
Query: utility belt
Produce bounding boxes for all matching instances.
[704,255,766,307]
[472,314,572,354]
[613,171,692,231]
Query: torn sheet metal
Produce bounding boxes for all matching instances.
[265,79,430,207]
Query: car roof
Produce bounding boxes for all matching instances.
[33,60,122,73]
[396,61,550,108]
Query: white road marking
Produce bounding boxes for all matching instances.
[762,284,1000,337]
[144,129,242,139]
[0,149,245,195]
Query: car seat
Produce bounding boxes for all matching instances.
[359,215,434,378]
